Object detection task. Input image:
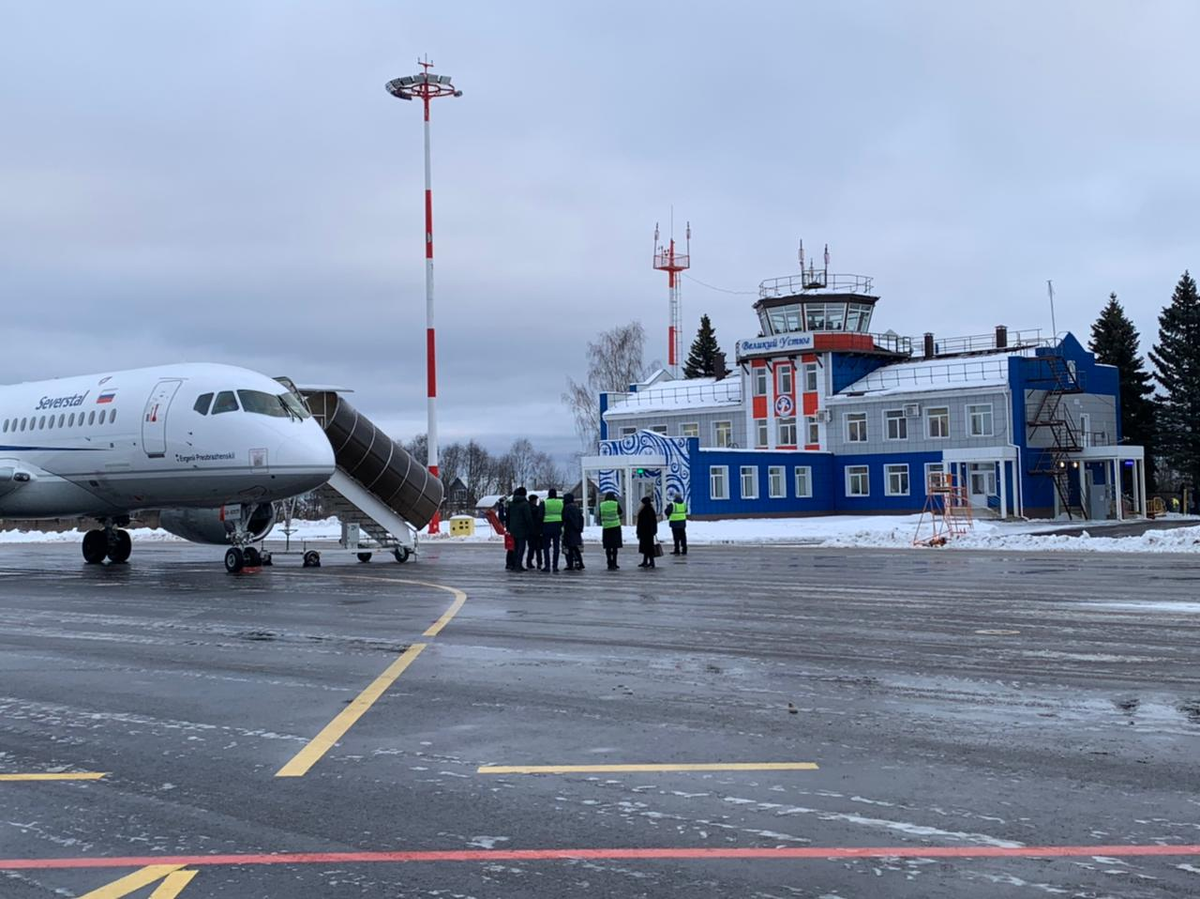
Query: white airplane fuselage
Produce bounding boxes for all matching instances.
[0,363,335,521]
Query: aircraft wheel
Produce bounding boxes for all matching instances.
[224,547,245,574]
[357,552,373,563]
[303,550,321,568]
[243,546,261,567]
[393,547,411,564]
[82,530,108,564]
[107,529,132,564]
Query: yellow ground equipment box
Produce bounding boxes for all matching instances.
[449,515,475,537]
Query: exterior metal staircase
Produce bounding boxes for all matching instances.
[1026,355,1087,519]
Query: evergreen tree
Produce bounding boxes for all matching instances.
[683,314,728,379]
[1089,292,1157,489]
[1149,271,1200,487]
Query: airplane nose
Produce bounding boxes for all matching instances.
[274,422,336,480]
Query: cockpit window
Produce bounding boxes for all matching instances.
[194,393,213,415]
[280,392,312,420]
[211,391,240,414]
[238,389,290,418]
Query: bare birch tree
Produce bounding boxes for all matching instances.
[562,321,648,451]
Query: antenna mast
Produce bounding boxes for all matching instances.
[653,217,691,378]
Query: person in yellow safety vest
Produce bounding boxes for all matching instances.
[665,492,688,555]
[597,491,623,570]
[542,488,565,573]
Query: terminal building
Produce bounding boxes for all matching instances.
[580,262,1147,523]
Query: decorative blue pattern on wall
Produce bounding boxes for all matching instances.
[596,431,691,508]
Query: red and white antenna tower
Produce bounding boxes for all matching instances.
[653,218,690,378]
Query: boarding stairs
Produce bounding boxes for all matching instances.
[1025,355,1086,519]
[287,384,444,557]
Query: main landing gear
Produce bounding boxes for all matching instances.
[82,520,132,565]
[223,503,273,574]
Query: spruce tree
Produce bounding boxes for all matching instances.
[1089,292,1157,489]
[683,314,727,379]
[1149,271,1200,487]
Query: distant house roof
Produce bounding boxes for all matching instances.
[604,376,742,418]
[832,349,1030,398]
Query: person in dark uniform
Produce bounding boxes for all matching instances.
[636,495,659,568]
[541,488,564,572]
[526,493,546,571]
[506,487,533,572]
[597,491,623,570]
[562,492,585,570]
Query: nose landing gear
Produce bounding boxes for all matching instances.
[223,503,272,574]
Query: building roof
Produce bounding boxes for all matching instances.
[604,376,742,418]
[833,349,1031,398]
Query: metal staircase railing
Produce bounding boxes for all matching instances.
[1025,355,1087,519]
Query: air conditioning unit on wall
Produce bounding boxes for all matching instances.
[814,410,831,423]
[903,403,921,418]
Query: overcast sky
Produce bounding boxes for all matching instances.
[3,2,1197,458]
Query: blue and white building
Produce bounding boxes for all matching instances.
[581,267,1147,523]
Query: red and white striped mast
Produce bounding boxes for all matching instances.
[386,56,462,535]
[653,218,690,378]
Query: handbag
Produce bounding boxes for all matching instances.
[653,537,664,558]
[504,532,515,551]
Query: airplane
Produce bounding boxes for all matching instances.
[0,363,337,572]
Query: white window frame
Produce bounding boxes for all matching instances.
[804,362,818,392]
[924,462,947,492]
[777,416,796,446]
[777,363,793,395]
[680,422,699,439]
[740,465,759,500]
[884,409,907,441]
[768,465,786,498]
[926,406,950,439]
[966,403,994,438]
[619,426,637,438]
[713,420,732,448]
[794,465,812,498]
[806,417,820,445]
[846,465,870,497]
[845,412,868,443]
[755,419,769,449]
[885,463,910,496]
[649,424,668,435]
[710,465,729,500]
[753,367,768,397]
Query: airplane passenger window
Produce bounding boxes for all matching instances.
[98,410,106,425]
[39,416,46,429]
[194,393,213,415]
[58,414,65,428]
[2,420,7,433]
[20,418,27,431]
[237,390,289,418]
[48,416,55,430]
[110,409,117,425]
[69,413,75,426]
[211,391,239,414]
[88,411,96,426]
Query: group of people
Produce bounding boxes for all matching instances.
[498,489,688,572]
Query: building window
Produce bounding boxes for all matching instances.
[884,409,907,440]
[777,417,796,446]
[806,417,820,445]
[619,426,637,438]
[846,465,870,497]
[777,364,793,395]
[680,422,699,439]
[740,465,759,500]
[885,464,910,496]
[714,420,732,448]
[925,462,947,492]
[753,367,768,397]
[794,466,812,498]
[845,412,868,443]
[756,419,768,448]
[804,363,818,392]
[769,466,786,498]
[967,403,994,437]
[650,424,668,435]
[710,465,729,500]
[926,406,949,439]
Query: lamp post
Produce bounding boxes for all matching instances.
[386,57,462,535]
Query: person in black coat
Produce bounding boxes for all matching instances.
[506,488,534,572]
[636,496,659,568]
[562,492,585,570]
[526,494,546,571]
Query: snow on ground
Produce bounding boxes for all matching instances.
[3,515,1198,553]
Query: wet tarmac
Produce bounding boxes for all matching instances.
[0,539,1198,897]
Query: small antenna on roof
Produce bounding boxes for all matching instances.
[1047,279,1058,341]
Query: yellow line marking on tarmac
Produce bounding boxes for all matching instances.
[275,643,427,778]
[148,869,199,898]
[79,864,186,899]
[0,772,107,782]
[422,584,468,637]
[477,762,821,775]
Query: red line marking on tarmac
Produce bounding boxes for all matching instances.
[1,844,1198,871]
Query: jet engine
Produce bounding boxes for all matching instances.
[159,503,276,545]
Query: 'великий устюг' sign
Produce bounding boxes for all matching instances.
[735,333,815,360]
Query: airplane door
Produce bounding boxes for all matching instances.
[142,379,183,458]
